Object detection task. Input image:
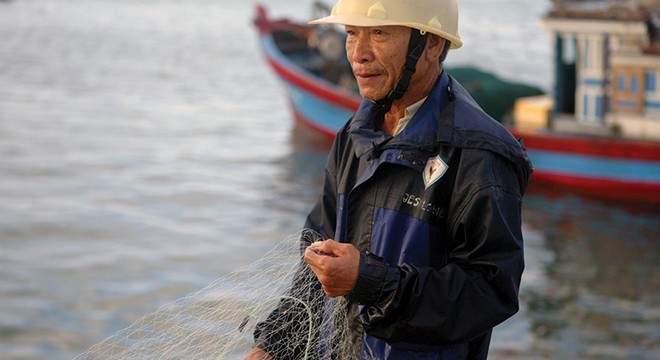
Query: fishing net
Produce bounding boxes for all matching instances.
[75,229,359,360]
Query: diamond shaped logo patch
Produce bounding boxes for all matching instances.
[423,155,448,189]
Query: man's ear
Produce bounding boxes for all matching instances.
[425,34,446,62]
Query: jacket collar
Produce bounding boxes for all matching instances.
[348,71,450,159]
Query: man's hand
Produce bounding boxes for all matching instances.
[245,347,274,360]
[304,240,360,297]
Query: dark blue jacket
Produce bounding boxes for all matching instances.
[256,72,532,359]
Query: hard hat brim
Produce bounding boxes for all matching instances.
[309,15,463,49]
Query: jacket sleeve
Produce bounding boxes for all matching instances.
[347,152,526,346]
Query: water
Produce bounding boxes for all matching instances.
[0,0,657,359]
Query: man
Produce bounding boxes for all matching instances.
[248,0,532,358]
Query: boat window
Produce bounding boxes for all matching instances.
[583,94,589,118]
[618,75,626,91]
[647,71,657,92]
[631,75,639,94]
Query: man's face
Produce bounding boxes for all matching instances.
[345,25,410,101]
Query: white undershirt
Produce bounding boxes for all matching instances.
[392,96,428,136]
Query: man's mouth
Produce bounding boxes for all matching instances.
[355,72,381,81]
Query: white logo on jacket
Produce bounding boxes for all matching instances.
[423,155,448,189]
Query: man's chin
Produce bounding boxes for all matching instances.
[358,90,386,102]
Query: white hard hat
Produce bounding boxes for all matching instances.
[309,0,462,49]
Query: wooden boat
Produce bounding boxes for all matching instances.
[253,3,660,205]
[509,127,660,204]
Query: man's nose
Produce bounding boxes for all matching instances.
[349,34,373,64]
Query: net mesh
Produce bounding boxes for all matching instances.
[75,230,359,360]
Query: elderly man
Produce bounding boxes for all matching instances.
[248,0,532,358]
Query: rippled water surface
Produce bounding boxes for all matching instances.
[0,0,657,359]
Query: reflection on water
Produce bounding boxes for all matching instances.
[510,190,660,359]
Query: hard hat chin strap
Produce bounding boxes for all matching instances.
[374,29,429,119]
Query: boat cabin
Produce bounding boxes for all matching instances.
[516,0,660,140]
